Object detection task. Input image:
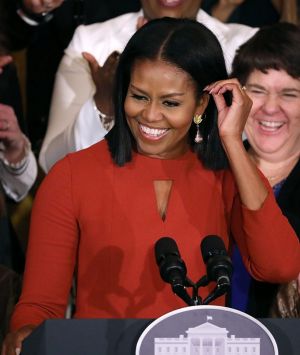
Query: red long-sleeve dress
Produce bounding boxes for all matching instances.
[11,141,300,330]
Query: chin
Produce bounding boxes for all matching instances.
[253,139,287,155]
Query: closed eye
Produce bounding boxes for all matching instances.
[163,100,180,107]
[248,89,266,95]
[130,93,148,101]
[281,92,300,99]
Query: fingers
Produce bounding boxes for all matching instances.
[136,16,148,30]
[82,51,120,75]
[204,79,251,112]
[83,51,119,114]
[205,79,247,97]
[102,52,120,78]
[0,103,22,143]
[0,55,13,73]
[82,51,100,74]
[1,326,36,355]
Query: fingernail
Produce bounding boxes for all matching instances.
[15,348,21,355]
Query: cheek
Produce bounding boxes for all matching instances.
[125,95,145,118]
[124,97,132,117]
[248,97,262,112]
[286,105,300,125]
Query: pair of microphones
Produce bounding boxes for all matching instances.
[154,235,233,306]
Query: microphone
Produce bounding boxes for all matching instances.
[155,237,193,306]
[155,237,187,286]
[200,235,233,288]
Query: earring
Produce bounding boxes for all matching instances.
[193,114,203,143]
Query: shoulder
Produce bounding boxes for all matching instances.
[197,9,258,71]
[197,8,257,41]
[66,140,112,170]
[65,11,141,62]
[46,141,111,179]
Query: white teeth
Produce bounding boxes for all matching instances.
[140,124,168,137]
[259,120,284,128]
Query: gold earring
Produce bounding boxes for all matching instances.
[193,114,203,143]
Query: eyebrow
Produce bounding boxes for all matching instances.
[129,84,186,98]
[247,83,300,93]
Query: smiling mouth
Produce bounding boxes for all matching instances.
[139,123,169,139]
[258,120,285,131]
[159,0,183,8]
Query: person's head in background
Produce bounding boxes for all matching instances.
[231,22,300,180]
[200,0,298,26]
[106,17,229,170]
[141,0,202,20]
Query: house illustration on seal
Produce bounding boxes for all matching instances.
[154,316,260,355]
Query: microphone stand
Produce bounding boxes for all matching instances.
[170,274,230,307]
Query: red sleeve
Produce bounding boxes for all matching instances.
[10,157,79,331]
[229,173,300,283]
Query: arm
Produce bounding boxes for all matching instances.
[0,103,37,201]
[1,150,37,201]
[39,98,108,172]
[39,26,120,173]
[207,79,267,210]
[207,79,300,281]
[3,157,78,354]
[271,0,298,24]
[38,23,106,173]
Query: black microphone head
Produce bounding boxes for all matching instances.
[200,235,227,263]
[155,236,180,265]
[200,235,233,285]
[154,237,187,285]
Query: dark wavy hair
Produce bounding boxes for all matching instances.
[231,22,300,85]
[106,17,229,170]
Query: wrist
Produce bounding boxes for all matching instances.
[1,135,31,174]
[93,99,114,131]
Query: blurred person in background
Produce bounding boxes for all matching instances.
[0,38,37,271]
[230,22,300,317]
[0,51,37,349]
[0,0,141,153]
[201,0,298,27]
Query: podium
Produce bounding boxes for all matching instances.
[22,318,300,355]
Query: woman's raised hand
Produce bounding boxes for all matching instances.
[205,79,252,142]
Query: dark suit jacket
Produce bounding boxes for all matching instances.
[247,159,300,317]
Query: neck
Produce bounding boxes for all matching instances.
[248,148,299,186]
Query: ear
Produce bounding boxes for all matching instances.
[195,92,209,115]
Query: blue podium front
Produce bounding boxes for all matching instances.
[21,317,299,355]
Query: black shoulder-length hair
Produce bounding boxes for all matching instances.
[106,17,229,170]
[231,22,300,85]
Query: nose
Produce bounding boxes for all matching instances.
[262,93,281,115]
[142,102,163,123]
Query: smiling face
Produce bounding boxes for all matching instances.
[244,69,300,161]
[124,59,207,159]
[141,0,202,20]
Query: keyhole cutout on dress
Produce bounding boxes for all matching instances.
[153,180,173,221]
